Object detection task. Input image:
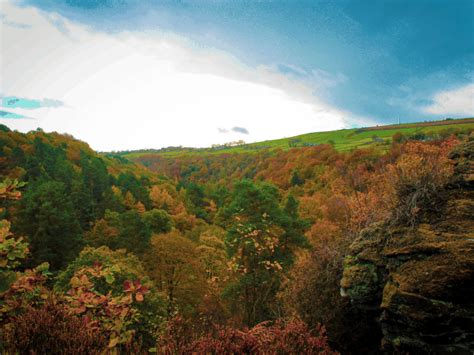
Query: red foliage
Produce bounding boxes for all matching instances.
[1,300,107,354]
[64,262,149,348]
[157,316,337,354]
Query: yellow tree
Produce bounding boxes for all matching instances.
[123,191,136,210]
[149,185,176,211]
[145,231,206,317]
[196,230,229,322]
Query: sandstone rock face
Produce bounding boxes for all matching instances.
[341,141,474,353]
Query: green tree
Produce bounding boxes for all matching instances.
[16,181,83,270]
[117,173,152,209]
[290,170,305,186]
[85,214,120,249]
[279,194,310,265]
[116,210,151,255]
[143,209,173,234]
[219,180,307,326]
[85,210,152,255]
[79,153,112,219]
[70,178,95,230]
[184,182,209,221]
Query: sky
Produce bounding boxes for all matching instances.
[1,0,473,151]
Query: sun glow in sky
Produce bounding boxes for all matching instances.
[1,0,473,151]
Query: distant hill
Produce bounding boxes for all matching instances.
[113,117,474,158]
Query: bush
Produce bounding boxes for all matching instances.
[386,142,455,226]
[55,246,165,348]
[392,132,405,144]
[2,300,107,354]
[156,316,336,354]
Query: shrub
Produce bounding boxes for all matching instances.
[55,247,165,348]
[386,142,455,226]
[2,300,107,354]
[392,132,405,144]
[156,316,336,354]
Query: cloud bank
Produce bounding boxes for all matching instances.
[1,1,364,151]
[422,83,474,116]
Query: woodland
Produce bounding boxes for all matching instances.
[0,122,473,354]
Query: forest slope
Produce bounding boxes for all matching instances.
[0,122,473,353]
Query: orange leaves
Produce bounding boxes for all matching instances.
[0,263,51,325]
[389,141,454,187]
[0,179,25,201]
[346,189,388,232]
[0,220,29,270]
[134,201,146,214]
[381,141,456,225]
[170,202,197,231]
[149,185,176,211]
[0,178,30,293]
[309,141,458,233]
[64,263,149,349]
[123,279,149,302]
[135,293,144,302]
[261,259,283,271]
[228,219,285,275]
[123,191,137,210]
[7,267,48,294]
[108,336,120,348]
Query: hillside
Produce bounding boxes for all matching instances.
[110,118,474,190]
[0,123,473,353]
[115,117,474,158]
[2,0,472,352]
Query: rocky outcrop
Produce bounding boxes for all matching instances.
[341,140,474,353]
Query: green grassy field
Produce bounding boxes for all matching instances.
[119,118,474,158]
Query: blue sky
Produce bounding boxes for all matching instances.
[1,0,473,150]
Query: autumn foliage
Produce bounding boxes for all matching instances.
[384,140,457,225]
[157,316,336,354]
[2,300,107,354]
[0,125,469,353]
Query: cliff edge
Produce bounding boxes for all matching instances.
[341,140,474,353]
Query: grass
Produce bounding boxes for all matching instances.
[118,118,474,158]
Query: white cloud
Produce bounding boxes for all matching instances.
[0,0,364,151]
[422,83,474,116]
